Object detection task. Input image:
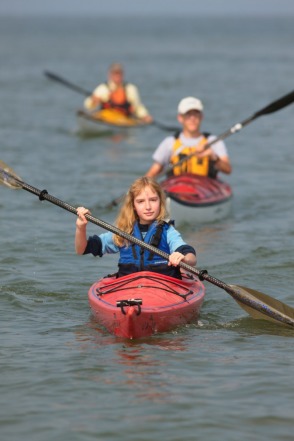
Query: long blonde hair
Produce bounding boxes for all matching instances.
[113,177,168,247]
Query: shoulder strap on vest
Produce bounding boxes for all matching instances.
[148,221,169,260]
[150,221,165,247]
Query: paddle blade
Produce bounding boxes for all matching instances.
[44,70,62,82]
[254,90,294,117]
[230,284,294,327]
[0,161,23,189]
[105,193,125,209]
[44,70,91,96]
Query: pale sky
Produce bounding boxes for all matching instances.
[1,0,294,16]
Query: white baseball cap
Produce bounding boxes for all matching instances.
[178,96,204,114]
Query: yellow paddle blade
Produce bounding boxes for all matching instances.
[0,160,22,189]
[230,284,294,327]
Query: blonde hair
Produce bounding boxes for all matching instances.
[113,177,168,247]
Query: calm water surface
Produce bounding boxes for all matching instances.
[0,15,294,441]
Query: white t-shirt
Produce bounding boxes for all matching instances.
[152,133,228,166]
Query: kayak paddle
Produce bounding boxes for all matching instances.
[163,89,294,176]
[44,70,180,132]
[107,89,294,207]
[1,160,293,329]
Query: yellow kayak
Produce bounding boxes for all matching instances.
[76,108,149,135]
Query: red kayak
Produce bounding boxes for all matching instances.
[88,271,205,339]
[160,173,233,224]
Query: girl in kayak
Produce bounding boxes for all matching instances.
[75,176,196,278]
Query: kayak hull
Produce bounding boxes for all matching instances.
[161,173,233,224]
[88,271,205,339]
[76,109,149,135]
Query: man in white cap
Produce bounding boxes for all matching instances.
[145,96,231,178]
[84,63,153,123]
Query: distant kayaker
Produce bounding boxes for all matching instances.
[83,63,153,123]
[75,177,196,279]
[145,96,232,178]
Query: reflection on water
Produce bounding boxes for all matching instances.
[75,130,130,144]
[74,317,193,403]
[84,316,190,350]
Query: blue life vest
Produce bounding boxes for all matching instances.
[117,221,181,279]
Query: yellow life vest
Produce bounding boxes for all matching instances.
[170,135,210,176]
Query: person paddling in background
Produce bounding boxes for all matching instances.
[145,96,232,178]
[83,63,153,124]
[75,177,196,279]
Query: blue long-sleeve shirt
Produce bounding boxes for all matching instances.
[84,223,195,258]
